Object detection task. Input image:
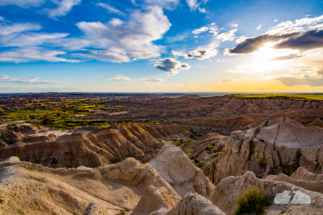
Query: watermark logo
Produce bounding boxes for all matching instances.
[274,187,311,205]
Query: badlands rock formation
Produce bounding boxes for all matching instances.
[265,167,323,194]
[0,145,224,215]
[209,171,323,215]
[149,145,215,198]
[204,117,323,184]
[0,123,190,168]
[107,96,323,135]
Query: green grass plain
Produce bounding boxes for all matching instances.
[232,94,323,101]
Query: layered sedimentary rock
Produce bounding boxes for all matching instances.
[181,132,226,165]
[132,191,225,215]
[0,124,190,168]
[209,171,323,215]
[204,117,323,184]
[149,145,215,198]
[0,156,179,214]
[291,167,323,181]
[0,144,219,215]
[169,115,259,135]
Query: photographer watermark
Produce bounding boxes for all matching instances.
[274,186,311,205]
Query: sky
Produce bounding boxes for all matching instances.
[0,0,323,93]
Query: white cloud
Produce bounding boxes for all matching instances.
[97,3,126,16]
[74,6,171,62]
[0,16,4,21]
[46,0,82,18]
[0,0,44,8]
[154,58,190,75]
[0,23,41,35]
[107,74,164,83]
[108,18,124,27]
[192,24,218,36]
[192,26,208,34]
[143,0,180,10]
[107,74,131,81]
[274,19,278,22]
[198,8,206,13]
[257,25,262,30]
[2,33,69,47]
[217,29,237,41]
[209,26,218,36]
[186,0,208,13]
[142,78,163,83]
[173,29,237,60]
[236,35,247,44]
[267,15,323,35]
[0,75,54,84]
[231,23,238,27]
[0,48,79,63]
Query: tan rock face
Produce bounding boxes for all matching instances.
[307,118,323,128]
[163,193,225,215]
[0,155,180,215]
[291,167,323,181]
[149,145,215,198]
[204,117,323,185]
[209,171,323,215]
[0,123,191,168]
[131,186,180,215]
[273,173,323,194]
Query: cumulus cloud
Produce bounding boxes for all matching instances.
[172,48,217,60]
[154,58,190,75]
[0,0,44,8]
[0,48,79,63]
[97,3,126,16]
[73,6,171,62]
[46,0,82,18]
[106,74,163,82]
[0,75,54,84]
[274,29,323,51]
[225,15,323,55]
[236,36,247,44]
[231,23,238,28]
[192,26,209,34]
[224,32,299,55]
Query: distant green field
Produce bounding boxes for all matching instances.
[231,94,323,101]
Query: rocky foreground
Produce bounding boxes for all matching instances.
[1,145,323,215]
[1,104,323,214]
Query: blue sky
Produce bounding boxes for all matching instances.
[1,0,323,93]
